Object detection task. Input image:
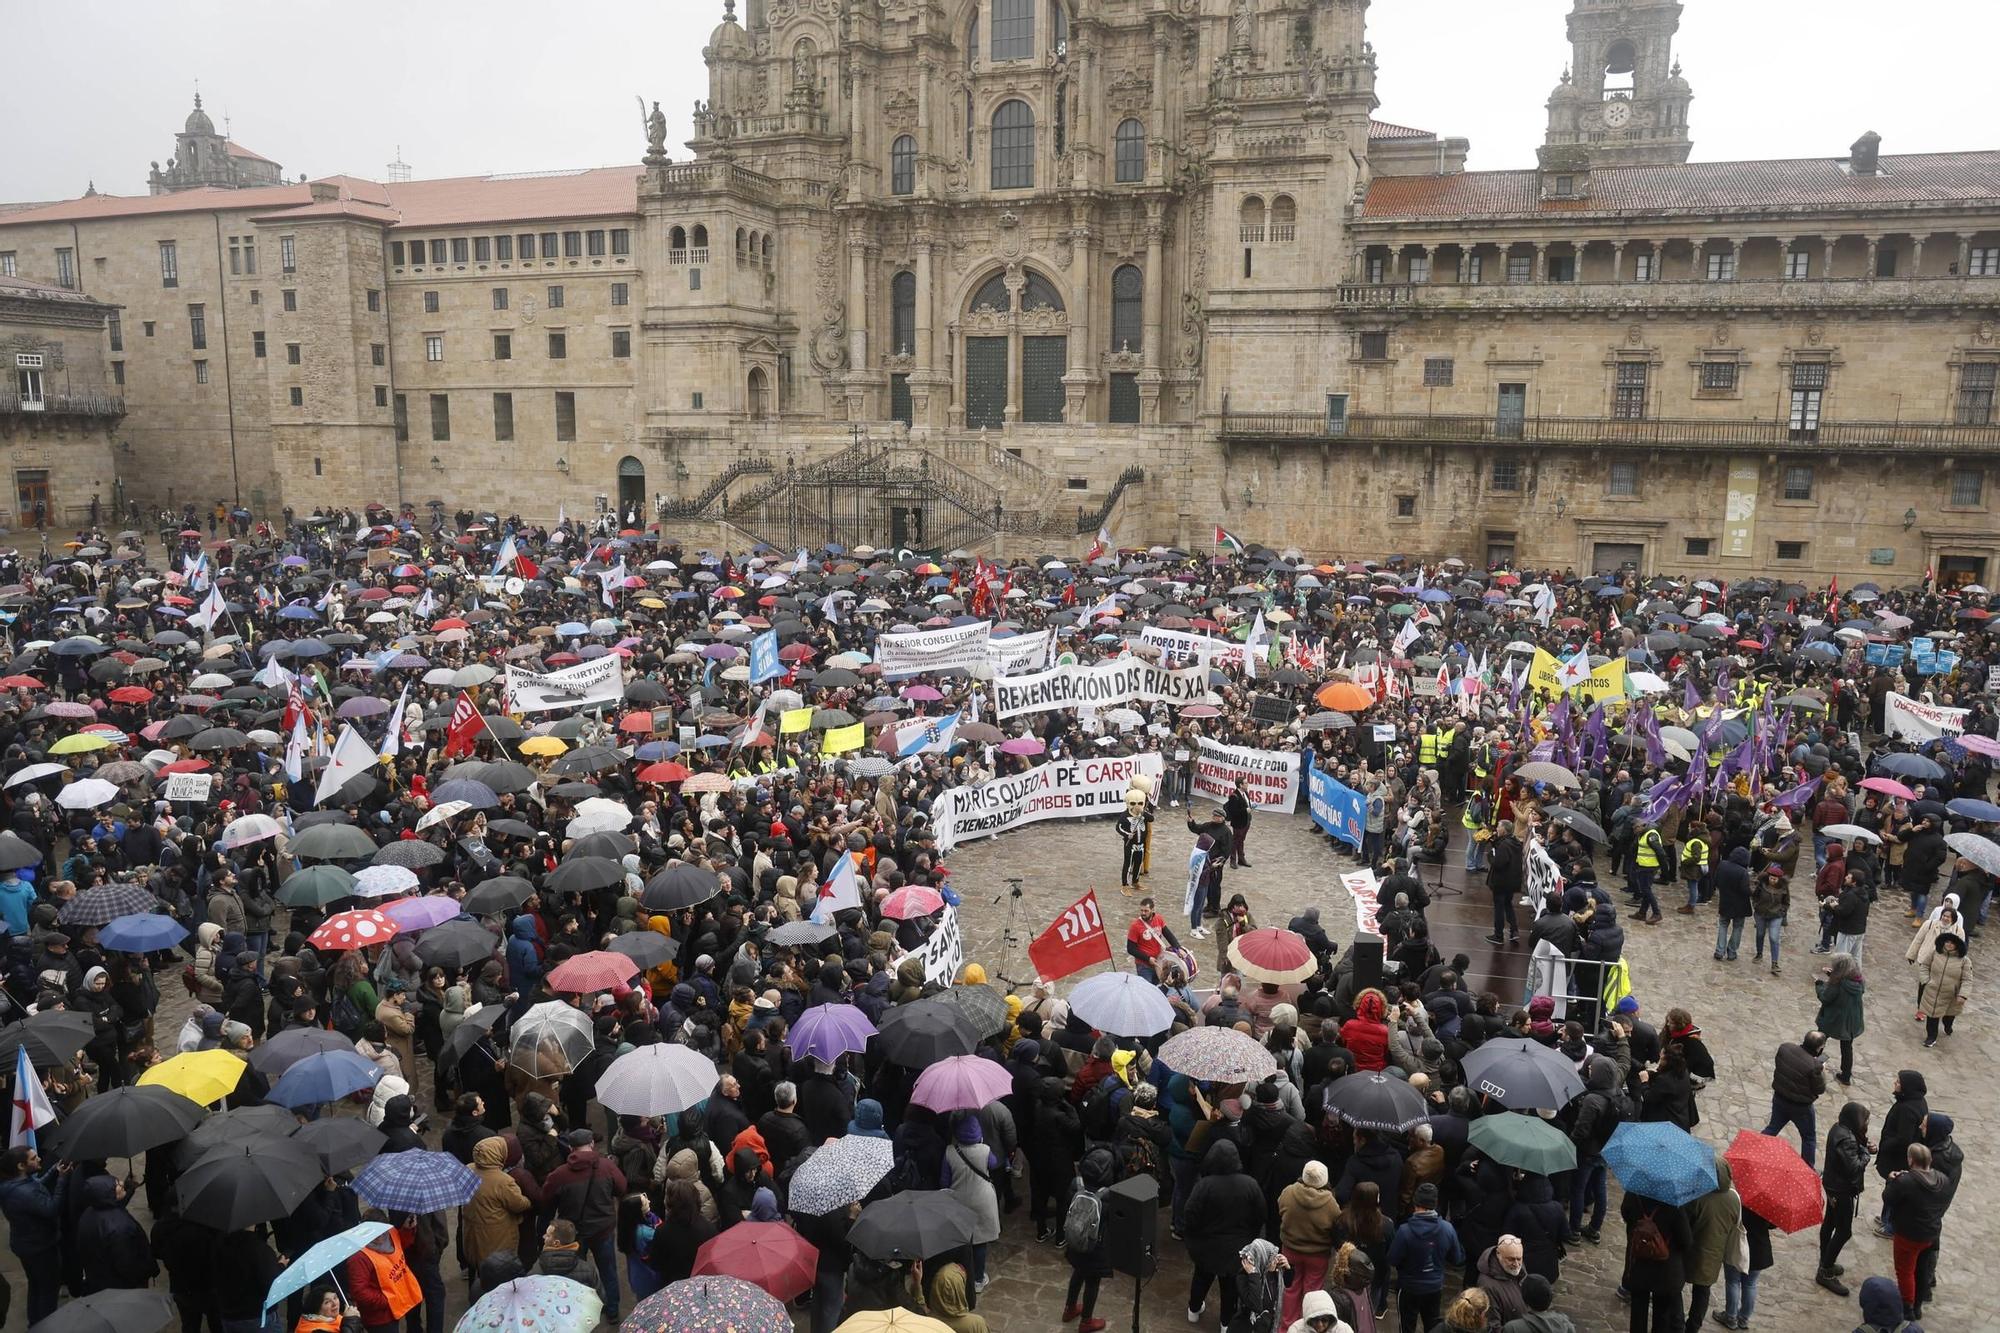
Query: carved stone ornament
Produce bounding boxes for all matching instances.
[1626,324,1644,347]
[1806,323,1826,346]
[1714,323,1732,347]
[1180,291,1205,371]
[1979,320,1997,346]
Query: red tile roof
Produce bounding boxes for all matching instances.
[0,183,317,225]
[225,141,278,165]
[1369,120,1435,142]
[1362,150,2000,221]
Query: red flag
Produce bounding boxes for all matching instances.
[1027,890,1112,983]
[442,690,482,759]
[512,550,540,581]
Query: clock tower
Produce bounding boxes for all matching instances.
[1539,0,1693,169]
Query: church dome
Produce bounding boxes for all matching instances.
[1663,60,1692,94]
[709,1,750,58]
[184,94,215,136]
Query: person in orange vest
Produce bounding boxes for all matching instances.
[294,1287,363,1333]
[342,1211,424,1333]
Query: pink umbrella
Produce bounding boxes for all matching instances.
[1957,734,2000,759]
[900,685,944,702]
[380,896,463,932]
[547,950,641,994]
[880,886,945,920]
[910,1054,1014,1113]
[998,736,1044,756]
[1860,777,1917,800]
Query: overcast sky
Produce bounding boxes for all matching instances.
[5,0,1996,201]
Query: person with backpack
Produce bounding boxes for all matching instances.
[1112,1082,1172,1197]
[1852,1274,1925,1333]
[1618,1187,1692,1333]
[1384,1181,1461,1333]
[1060,1146,1117,1333]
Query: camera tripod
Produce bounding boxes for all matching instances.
[993,875,1027,988]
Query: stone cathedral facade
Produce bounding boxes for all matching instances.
[6,0,2000,584]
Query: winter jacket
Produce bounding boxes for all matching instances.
[533,1241,600,1292]
[1822,1103,1873,1200]
[76,1175,154,1292]
[0,1167,63,1257]
[1618,1193,1693,1294]
[1714,848,1754,921]
[1501,1314,1579,1333]
[1682,1159,1739,1288]
[1876,1071,1929,1181]
[505,914,543,992]
[1276,1177,1338,1255]
[1335,1135,1404,1212]
[1182,1140,1266,1277]
[1771,1041,1827,1105]
[941,1139,1001,1246]
[1499,1174,1566,1284]
[1565,1055,1623,1166]
[1854,1274,1923,1333]
[1814,974,1866,1041]
[464,1137,535,1270]
[1384,1209,1463,1294]
[1474,1245,1529,1324]
[1918,941,1969,1017]
[542,1145,627,1241]
[1339,991,1390,1073]
[1884,1167,1948,1242]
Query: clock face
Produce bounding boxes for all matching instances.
[1603,99,1633,129]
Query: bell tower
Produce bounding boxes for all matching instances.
[1540,0,1693,169]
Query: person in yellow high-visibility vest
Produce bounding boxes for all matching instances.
[1677,827,1710,915]
[1631,821,1668,924]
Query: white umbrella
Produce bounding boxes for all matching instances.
[1821,823,1881,845]
[3,762,65,790]
[217,813,284,849]
[567,798,632,839]
[352,864,420,898]
[55,778,121,810]
[415,800,471,832]
[509,1001,594,1076]
[1946,832,2000,876]
[594,1043,720,1116]
[451,664,497,689]
[1625,671,1669,695]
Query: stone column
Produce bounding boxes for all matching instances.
[1959,235,1973,275]
[1822,236,1838,279]
[1727,237,1746,281]
[914,240,934,372]
[846,237,870,372]
[1534,242,1549,282]
[1143,215,1165,374]
[1693,238,1709,280]
[1865,235,1882,281]
[1005,316,1022,423]
[1777,236,1797,280]
[1912,233,1929,276]
[1611,241,1627,284]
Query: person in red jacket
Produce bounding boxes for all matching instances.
[1341,989,1391,1072]
[540,1130,627,1321]
[342,1212,423,1333]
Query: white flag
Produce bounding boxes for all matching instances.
[1555,649,1592,691]
[413,588,438,620]
[188,584,228,633]
[284,710,308,786]
[9,1046,54,1148]
[599,559,627,610]
[379,684,411,762]
[1392,617,1421,656]
[314,723,381,806]
[1533,585,1558,627]
[1243,611,1267,681]
[811,851,862,924]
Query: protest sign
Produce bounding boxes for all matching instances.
[1863,642,1906,667]
[1528,648,1628,698]
[987,628,1056,678]
[1339,869,1382,936]
[1371,723,1397,743]
[1914,648,1959,677]
[1884,691,1968,742]
[922,904,966,985]
[1193,738,1302,812]
[1525,836,1565,906]
[1139,626,1245,669]
[161,772,215,803]
[932,753,1163,853]
[503,655,623,713]
[1249,693,1295,725]
[991,659,1210,719]
[1307,761,1365,849]
[876,622,1056,679]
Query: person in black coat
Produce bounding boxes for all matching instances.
[1619,1188,1694,1333]
[1873,1069,1927,1235]
[1182,1140,1264,1326]
[1713,846,1754,961]
[379,1095,427,1154]
[1500,1171,1566,1284]
[795,1062,855,1147]
[1334,1129,1403,1212]
[1063,1147,1117,1326]
[1026,1075,1081,1243]
[75,1176,153,1293]
[1223,783,1253,867]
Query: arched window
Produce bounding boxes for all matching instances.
[891,134,917,196]
[1603,39,1636,97]
[891,271,917,355]
[970,272,1011,311]
[1114,119,1146,183]
[669,225,687,252]
[1021,271,1064,311]
[991,99,1034,190]
[966,14,979,66]
[736,228,748,263]
[992,0,1033,61]
[1110,265,1142,351]
[1051,0,1069,54]
[761,234,772,265]
[1239,196,1265,242]
[1054,81,1067,157]
[691,224,709,250]
[1270,195,1297,241]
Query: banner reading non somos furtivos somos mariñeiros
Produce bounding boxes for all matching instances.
[930,753,1165,854]
[990,659,1211,719]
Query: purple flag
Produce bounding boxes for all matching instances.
[1683,675,1702,711]
[1770,776,1822,812]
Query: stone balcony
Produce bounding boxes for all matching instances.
[0,392,125,418]
[1333,274,2000,314]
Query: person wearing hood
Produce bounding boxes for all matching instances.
[890,953,928,1004]
[940,1115,1001,1291]
[1683,1156,1740,1332]
[1026,1074,1082,1245]
[1618,1185,1693,1333]
[1336,1128,1403,1215]
[1817,1101,1874,1297]
[1499,1173,1565,1287]
[1385,1181,1462,1333]
[504,914,542,1011]
[465,1138,535,1275]
[1853,1274,1923,1333]
[72,964,127,1088]
[1884,1141,1948,1320]
[343,1211,424,1333]
[379,1094,427,1154]
[1905,894,1966,992]
[1916,933,1968,1048]
[1278,1160,1339,1327]
[1713,845,1754,962]
[1575,900,1624,1029]
[75,1174,153,1294]
[1230,1238,1287,1333]
[1873,1070,1928,1239]
[1899,815,1948,921]
[1184,1139,1266,1327]
[1563,1054,1622,1244]
[931,1261,988,1333]
[1340,989,1391,1073]
[1474,1235,1529,1326]
[1498,1274,1574,1333]
[1287,1287,1355,1333]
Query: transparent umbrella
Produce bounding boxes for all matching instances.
[508,1001,594,1077]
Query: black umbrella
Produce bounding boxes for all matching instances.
[174,1140,323,1231]
[547,856,624,895]
[27,1288,173,1333]
[935,983,1009,1037]
[568,832,636,860]
[849,1190,980,1261]
[606,932,674,969]
[477,760,539,793]
[0,1011,94,1068]
[174,1104,301,1169]
[463,876,536,916]
[441,1004,507,1071]
[43,1085,205,1160]
[485,819,539,841]
[248,1026,354,1077]
[414,919,500,969]
[1544,807,1607,843]
[373,840,445,869]
[0,832,42,871]
[642,861,720,911]
[290,1117,387,1175]
[1459,1037,1587,1111]
[294,822,378,861]
[547,781,601,801]
[1322,1071,1429,1133]
[551,746,622,775]
[876,997,980,1067]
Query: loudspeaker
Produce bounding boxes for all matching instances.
[1102,1173,1158,1278]
[1350,932,1385,996]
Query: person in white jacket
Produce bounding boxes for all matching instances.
[1286,1288,1353,1333]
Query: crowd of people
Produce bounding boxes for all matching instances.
[0,505,1987,1333]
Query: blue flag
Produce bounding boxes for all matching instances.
[749,630,784,685]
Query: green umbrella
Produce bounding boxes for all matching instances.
[1467,1111,1576,1177]
[279,864,357,907]
[1388,603,1415,616]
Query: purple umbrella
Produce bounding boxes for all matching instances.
[909,1054,1013,1113]
[786,1003,877,1064]
[999,736,1045,756]
[337,696,390,719]
[900,685,944,701]
[381,896,464,932]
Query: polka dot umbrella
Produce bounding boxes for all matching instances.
[306,908,400,952]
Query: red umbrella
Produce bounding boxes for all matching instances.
[307,909,399,952]
[880,886,944,920]
[636,761,690,784]
[1226,927,1317,983]
[691,1220,818,1301]
[1722,1129,1824,1233]
[546,950,640,994]
[617,711,657,734]
[107,685,154,705]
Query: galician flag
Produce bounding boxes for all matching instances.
[1213,525,1247,555]
[10,1045,53,1149]
[895,712,961,758]
[378,684,411,762]
[188,583,229,633]
[811,850,862,924]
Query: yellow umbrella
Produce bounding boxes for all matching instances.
[519,736,567,757]
[47,733,112,755]
[138,1050,246,1106]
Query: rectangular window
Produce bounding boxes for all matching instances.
[107,315,122,352]
[1685,537,1712,557]
[252,332,266,358]
[1108,372,1140,424]
[366,288,380,312]
[890,372,913,426]
[586,230,606,257]
[611,329,631,358]
[554,391,576,441]
[193,359,209,384]
[692,392,704,410]
[991,0,1033,59]
[562,232,582,258]
[547,331,567,359]
[493,392,514,442]
[451,238,469,264]
[1423,357,1454,387]
[547,286,564,309]
[493,333,512,360]
[1970,247,2000,276]
[55,248,74,288]
[142,320,155,337]
[394,393,408,442]
[111,361,123,386]
[1957,362,1997,424]
[1783,463,1815,501]
[1408,255,1431,284]
[428,239,447,265]
[374,384,387,407]
[1358,331,1389,360]
[1775,540,1807,561]
[370,342,385,366]
[1876,247,1898,278]
[1325,393,1349,436]
[159,241,178,287]
[1701,360,1739,392]
[1949,468,1984,506]
[690,269,701,291]
[187,304,207,351]
[228,241,240,275]
[1461,254,1483,284]
[1706,251,1737,281]
[1496,383,1527,438]
[423,290,439,314]
[285,342,301,365]
[1547,254,1575,282]
[1613,361,1648,419]
[0,252,13,277]
[1785,250,1810,279]
[610,229,631,256]
[1365,256,1386,284]
[492,287,509,311]
[288,386,303,407]
[281,289,296,312]
[1395,494,1416,517]
[474,237,491,262]
[1554,175,1573,196]
[426,334,444,362]
[1633,251,1656,281]
[280,235,296,273]
[610,282,629,307]
[541,232,559,260]
[1789,362,1827,439]
[1608,460,1640,496]
[391,241,406,266]
[496,234,513,261]
[240,238,254,273]
[430,393,451,441]
[249,290,259,306]
[1490,458,1522,492]
[1506,254,1533,284]
[517,234,536,260]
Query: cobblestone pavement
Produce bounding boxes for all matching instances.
[945,804,1996,1333]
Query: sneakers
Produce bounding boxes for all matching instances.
[1038,1225,1056,1244]
[973,1277,988,1294]
[1190,926,1209,940]
[1923,1036,1938,1048]
[1713,952,1727,961]
[1188,1304,1205,1323]
[1816,1271,1850,1298]
[1483,933,1505,945]
[1711,1315,1744,1330]
[1771,963,1781,976]
[1580,1226,1601,1245]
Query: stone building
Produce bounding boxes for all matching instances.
[4,0,1999,584]
[147,95,287,196]
[0,275,124,529]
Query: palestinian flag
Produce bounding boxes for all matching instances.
[1213,525,1247,555]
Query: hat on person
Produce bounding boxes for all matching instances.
[753,991,779,1012]
[1614,996,1641,1015]
[1413,1182,1440,1209]
[562,1128,595,1149]
[1301,1160,1329,1189]
[1521,1274,1555,1312]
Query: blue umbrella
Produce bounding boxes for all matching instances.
[352,1149,479,1214]
[1602,1121,1716,1206]
[97,912,189,952]
[1947,798,2000,822]
[263,1220,390,1311]
[277,604,319,621]
[1798,641,1841,660]
[430,779,500,809]
[1875,752,1947,780]
[267,1049,384,1109]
